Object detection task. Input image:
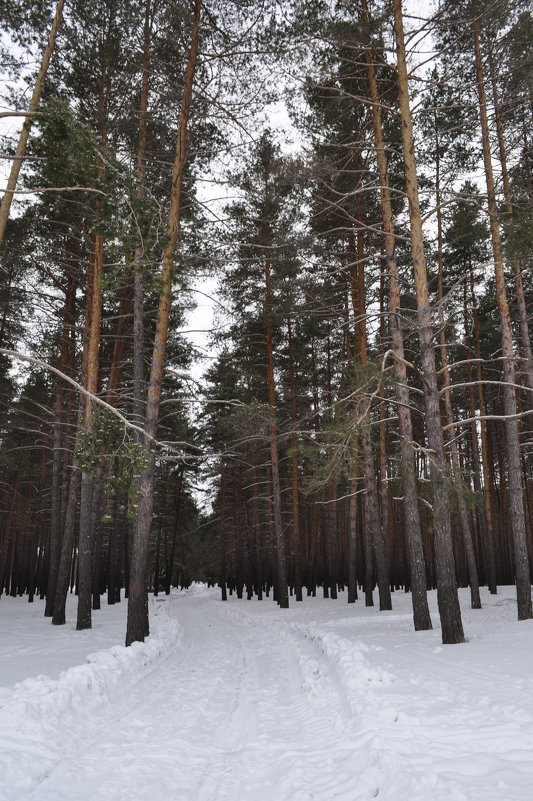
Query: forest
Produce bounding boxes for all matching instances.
[0,0,532,649]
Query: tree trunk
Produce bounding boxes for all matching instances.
[219,453,227,601]
[472,3,532,620]
[0,0,65,250]
[469,261,497,592]
[348,474,358,603]
[288,316,303,601]
[45,268,77,616]
[265,256,288,607]
[76,230,104,631]
[126,0,202,646]
[348,192,391,609]
[52,466,81,625]
[435,133,480,609]
[107,483,121,604]
[166,465,184,595]
[132,0,152,429]
[463,279,494,592]
[393,0,464,643]
[488,43,533,398]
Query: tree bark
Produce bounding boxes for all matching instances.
[265,253,289,608]
[45,267,77,616]
[488,43,533,399]
[463,279,495,592]
[469,262,497,592]
[219,453,227,601]
[126,0,202,646]
[472,3,532,620]
[76,230,103,631]
[52,466,81,625]
[435,131,480,609]
[288,316,303,601]
[132,0,153,429]
[0,0,65,250]
[393,0,464,643]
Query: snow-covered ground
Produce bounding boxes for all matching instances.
[1,585,533,801]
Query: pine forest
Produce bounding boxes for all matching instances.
[1,0,533,652]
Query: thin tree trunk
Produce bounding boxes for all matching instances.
[165,465,184,595]
[469,261,497,591]
[219,453,227,600]
[107,482,121,604]
[378,263,390,578]
[325,338,338,600]
[0,0,65,250]
[288,316,303,601]
[464,279,494,592]
[0,474,19,597]
[251,463,263,600]
[348,473,358,603]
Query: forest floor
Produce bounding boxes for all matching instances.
[1,584,533,801]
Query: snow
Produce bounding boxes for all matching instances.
[1,586,533,800]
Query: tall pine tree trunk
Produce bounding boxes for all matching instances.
[435,135,480,609]
[472,4,532,620]
[45,267,77,616]
[488,44,533,398]
[393,0,464,644]
[469,261,497,592]
[265,255,289,608]
[288,316,303,601]
[463,279,495,592]
[76,231,103,631]
[126,0,202,646]
[362,7,428,619]
[133,0,153,429]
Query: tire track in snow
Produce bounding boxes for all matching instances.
[10,588,533,801]
[216,601,391,801]
[22,592,256,801]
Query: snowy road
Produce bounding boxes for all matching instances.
[2,586,533,801]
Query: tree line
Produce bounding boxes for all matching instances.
[0,0,531,645]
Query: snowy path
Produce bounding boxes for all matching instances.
[2,587,533,801]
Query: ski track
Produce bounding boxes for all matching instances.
[2,586,533,800]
